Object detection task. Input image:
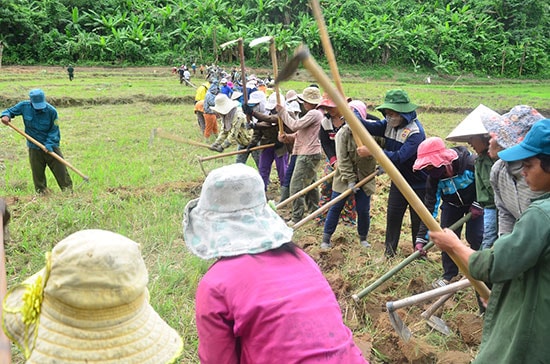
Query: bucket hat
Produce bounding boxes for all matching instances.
[265,92,278,110]
[483,105,545,149]
[183,164,293,260]
[285,90,298,102]
[247,90,266,106]
[29,89,47,110]
[446,104,499,142]
[2,229,183,364]
[211,94,239,115]
[317,97,337,109]
[413,137,458,171]
[499,119,550,161]
[349,100,368,120]
[297,87,322,105]
[375,89,417,113]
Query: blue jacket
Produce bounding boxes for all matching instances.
[2,101,60,151]
[360,111,427,189]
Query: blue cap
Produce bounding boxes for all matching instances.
[29,89,47,110]
[498,119,550,161]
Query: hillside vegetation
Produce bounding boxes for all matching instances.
[0,0,549,77]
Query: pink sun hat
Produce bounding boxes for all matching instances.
[413,137,458,171]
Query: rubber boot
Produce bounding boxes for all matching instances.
[279,186,290,203]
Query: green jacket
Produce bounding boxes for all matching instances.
[332,124,377,195]
[469,192,550,363]
[474,150,495,208]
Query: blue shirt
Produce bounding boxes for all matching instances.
[2,101,60,151]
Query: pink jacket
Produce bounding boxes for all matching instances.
[195,248,368,364]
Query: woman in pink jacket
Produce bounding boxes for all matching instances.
[183,163,368,364]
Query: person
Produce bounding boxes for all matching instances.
[2,229,183,363]
[67,64,74,81]
[429,118,550,363]
[321,120,378,249]
[358,89,427,257]
[194,80,210,104]
[192,62,197,75]
[183,68,191,85]
[245,92,289,191]
[183,163,368,364]
[177,65,185,84]
[413,137,483,287]
[484,105,545,236]
[208,94,250,154]
[219,78,233,98]
[446,104,501,249]
[194,99,206,135]
[1,89,73,194]
[277,90,301,203]
[203,82,220,140]
[277,86,324,225]
[199,64,205,76]
[317,96,357,226]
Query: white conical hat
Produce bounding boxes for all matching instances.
[446,104,499,142]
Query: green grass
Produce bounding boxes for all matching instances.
[1,65,549,363]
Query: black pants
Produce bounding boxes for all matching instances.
[439,203,483,281]
[384,182,425,257]
[29,147,73,193]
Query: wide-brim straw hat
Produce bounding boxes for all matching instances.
[265,92,278,110]
[446,104,499,142]
[211,93,239,115]
[297,87,322,105]
[183,164,293,260]
[413,137,458,171]
[2,229,183,364]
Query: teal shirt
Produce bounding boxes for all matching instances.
[2,101,60,151]
[469,192,550,363]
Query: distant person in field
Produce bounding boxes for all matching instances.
[67,64,74,81]
[1,89,73,194]
[2,229,183,363]
[183,163,369,364]
[192,62,197,75]
[430,118,550,364]
[357,89,427,258]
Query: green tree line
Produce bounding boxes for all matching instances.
[0,0,548,77]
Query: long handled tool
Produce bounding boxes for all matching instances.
[386,279,471,341]
[351,213,472,301]
[275,45,490,301]
[420,278,471,335]
[275,170,336,209]
[150,128,211,149]
[292,170,377,230]
[220,38,248,104]
[249,36,284,135]
[309,0,363,147]
[7,122,89,182]
[197,143,276,176]
[0,199,12,363]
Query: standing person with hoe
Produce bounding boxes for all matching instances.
[1,89,73,194]
[430,118,550,363]
[358,89,427,258]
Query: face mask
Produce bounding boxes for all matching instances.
[386,115,403,128]
[427,166,446,179]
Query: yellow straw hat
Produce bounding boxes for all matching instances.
[2,229,183,364]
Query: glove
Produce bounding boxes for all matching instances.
[347,182,359,193]
[469,201,484,220]
[246,142,257,151]
[415,238,428,257]
[274,140,284,149]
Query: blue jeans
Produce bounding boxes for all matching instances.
[324,189,371,238]
[282,154,297,188]
[481,207,498,249]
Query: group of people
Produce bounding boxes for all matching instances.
[2,81,549,363]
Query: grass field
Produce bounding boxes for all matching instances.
[1,65,549,363]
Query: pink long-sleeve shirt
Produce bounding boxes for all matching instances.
[278,106,323,156]
[195,248,368,364]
